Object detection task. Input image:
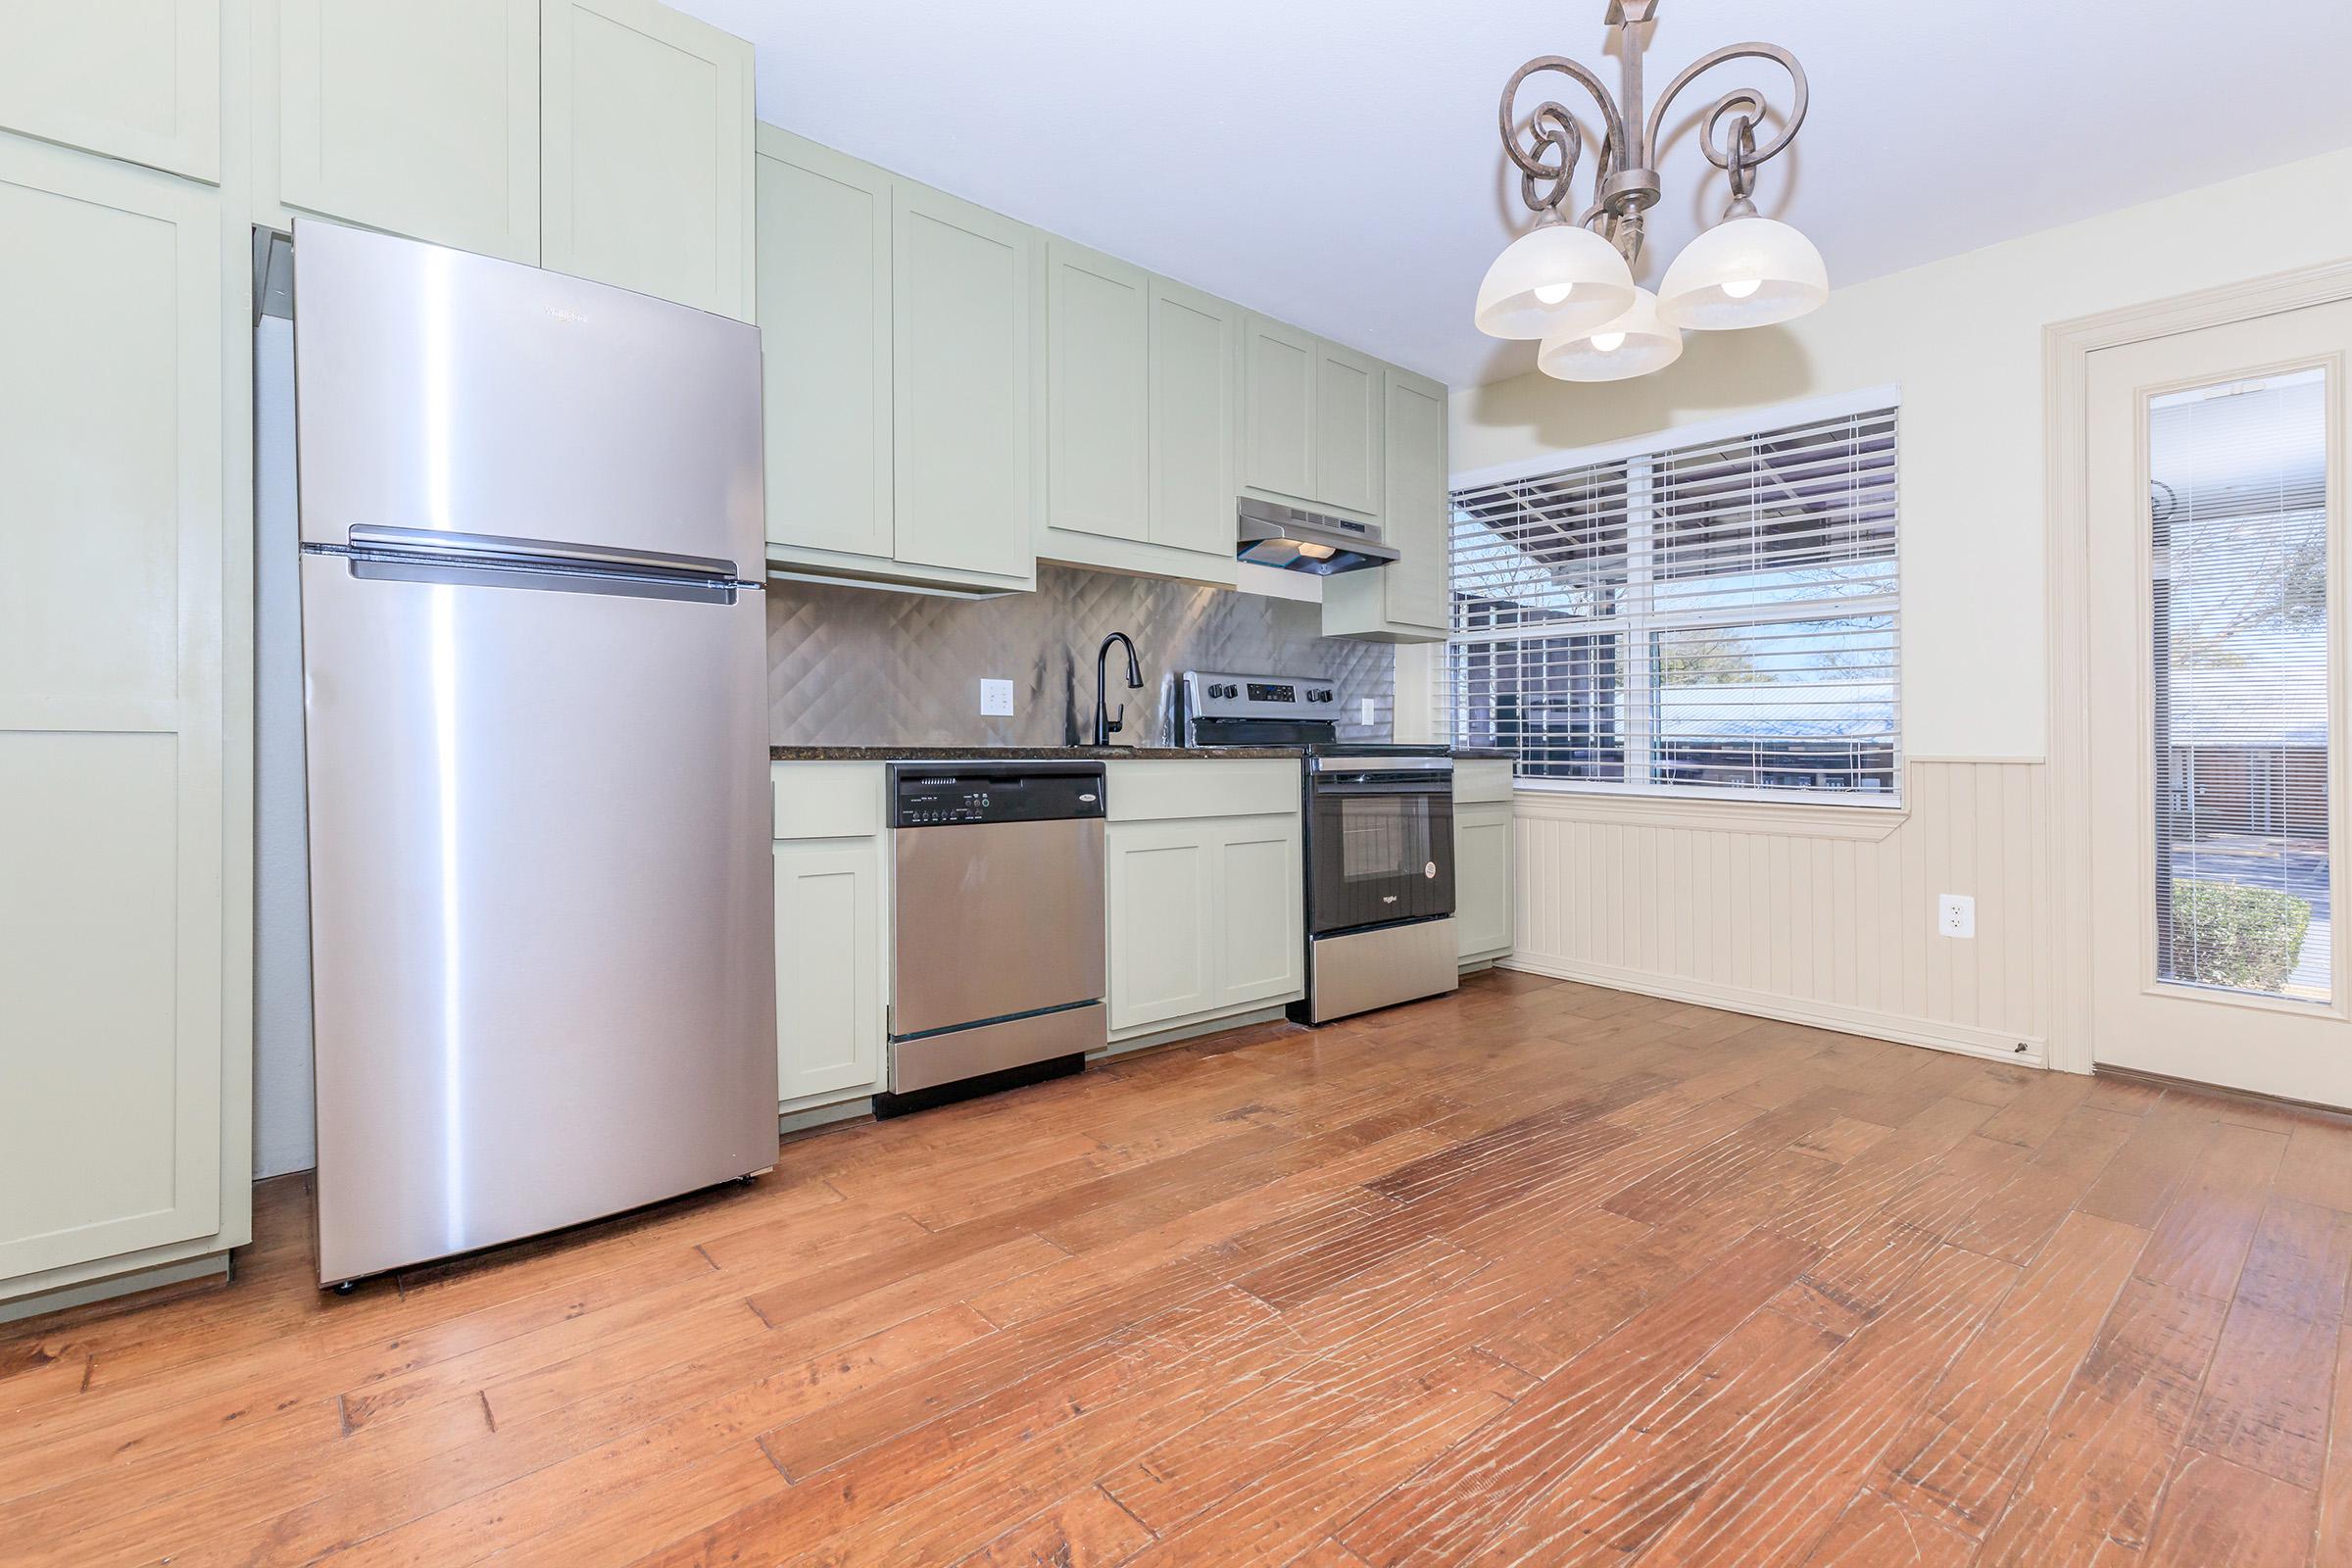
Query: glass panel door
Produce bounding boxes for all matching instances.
[2085,293,2352,1107]
[2148,368,2331,1002]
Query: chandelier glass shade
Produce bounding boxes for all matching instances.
[1656,215,1827,329]
[1474,221,1636,340]
[1538,287,1682,381]
[1480,1,1824,381]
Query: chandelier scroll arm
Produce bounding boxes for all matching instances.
[1642,42,1808,181]
[1498,54,1629,220]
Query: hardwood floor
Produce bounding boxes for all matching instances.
[8,970,2352,1566]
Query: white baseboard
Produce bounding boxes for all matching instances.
[1498,954,2051,1070]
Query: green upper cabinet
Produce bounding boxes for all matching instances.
[1324,367,1448,642]
[1035,251,1239,588]
[1147,277,1239,569]
[277,0,539,262]
[1241,314,1317,506]
[540,0,754,319]
[1241,315,1386,525]
[756,131,1036,595]
[756,127,892,564]
[1314,341,1384,518]
[0,0,219,182]
[1046,240,1151,546]
[891,179,1035,586]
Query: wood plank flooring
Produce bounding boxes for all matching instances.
[9,970,2352,1566]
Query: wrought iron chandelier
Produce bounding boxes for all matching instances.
[1478,0,1825,381]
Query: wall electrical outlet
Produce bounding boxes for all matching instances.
[978,678,1014,716]
[1359,698,1376,726]
[1937,893,1976,940]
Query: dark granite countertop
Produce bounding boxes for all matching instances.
[1448,748,1517,760]
[769,744,1306,761]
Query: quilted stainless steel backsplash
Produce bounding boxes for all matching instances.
[766,564,1396,746]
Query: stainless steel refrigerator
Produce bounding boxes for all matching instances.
[291,220,778,1288]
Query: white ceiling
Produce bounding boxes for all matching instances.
[673,1,2352,388]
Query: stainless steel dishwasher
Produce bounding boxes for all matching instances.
[878,760,1107,1116]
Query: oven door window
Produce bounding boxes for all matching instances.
[1309,779,1455,935]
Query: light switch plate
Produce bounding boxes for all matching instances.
[1359,698,1376,726]
[979,678,1014,716]
[1937,893,1976,940]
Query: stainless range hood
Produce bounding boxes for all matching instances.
[1235,497,1398,575]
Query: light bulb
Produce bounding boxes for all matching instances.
[1295,541,1336,561]
[1722,277,1762,300]
[1590,330,1627,354]
[1533,282,1574,306]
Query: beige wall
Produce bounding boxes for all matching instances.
[1508,761,2049,1063]
[1446,145,2352,1065]
[1449,144,2352,760]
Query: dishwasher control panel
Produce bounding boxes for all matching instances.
[890,761,1106,828]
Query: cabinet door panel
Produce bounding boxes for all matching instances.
[1049,242,1149,543]
[1150,278,1237,558]
[541,0,753,319]
[1454,805,1514,959]
[1242,315,1315,503]
[1215,816,1303,1007]
[1324,366,1446,640]
[0,0,218,180]
[893,182,1033,581]
[1106,823,1216,1032]
[1380,371,1448,630]
[756,130,892,561]
[773,839,884,1102]
[0,143,223,1281]
[280,0,538,262]
[1314,343,1382,518]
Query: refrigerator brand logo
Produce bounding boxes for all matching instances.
[547,306,591,325]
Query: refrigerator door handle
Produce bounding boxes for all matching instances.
[342,523,744,583]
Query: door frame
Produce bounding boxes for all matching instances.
[2045,256,2352,1073]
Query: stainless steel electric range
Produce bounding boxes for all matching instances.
[1175,670,1458,1024]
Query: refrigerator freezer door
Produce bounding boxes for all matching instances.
[301,558,777,1284]
[291,219,764,571]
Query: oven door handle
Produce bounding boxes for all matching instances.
[1313,779,1453,798]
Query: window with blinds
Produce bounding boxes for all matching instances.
[2149,368,2330,1002]
[1443,401,1901,803]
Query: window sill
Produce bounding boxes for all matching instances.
[1510,784,1910,842]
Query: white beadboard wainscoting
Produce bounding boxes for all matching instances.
[1502,760,2052,1066]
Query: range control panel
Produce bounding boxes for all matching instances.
[1183,670,1339,719]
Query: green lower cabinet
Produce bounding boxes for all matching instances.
[1104,762,1303,1042]
[771,835,887,1105]
[769,763,888,1109]
[1452,783,1515,965]
[1105,811,1304,1039]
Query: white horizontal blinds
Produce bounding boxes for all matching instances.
[1446,455,1632,780]
[1645,408,1899,795]
[1444,402,1902,801]
[2149,368,2331,1003]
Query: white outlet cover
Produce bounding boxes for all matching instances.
[1359,697,1376,725]
[979,678,1014,716]
[1937,892,1976,940]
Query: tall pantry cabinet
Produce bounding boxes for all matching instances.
[0,0,758,1320]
